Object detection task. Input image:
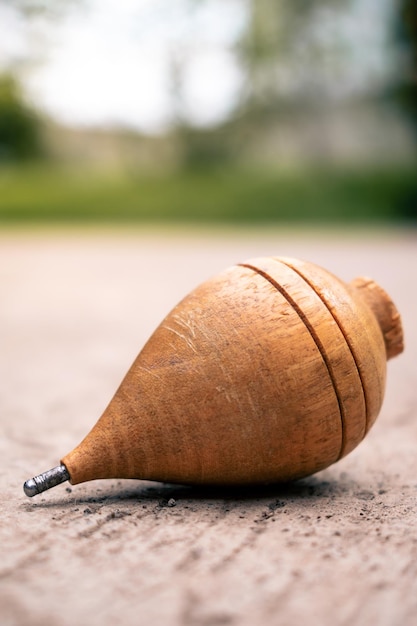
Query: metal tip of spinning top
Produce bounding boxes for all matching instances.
[23,464,70,498]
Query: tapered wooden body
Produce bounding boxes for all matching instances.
[62,257,403,486]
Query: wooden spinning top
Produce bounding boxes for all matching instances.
[24,256,403,497]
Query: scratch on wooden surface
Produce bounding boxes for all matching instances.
[137,365,164,381]
[162,324,198,354]
[172,312,198,339]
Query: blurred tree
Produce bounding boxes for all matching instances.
[394,0,417,136]
[392,0,417,220]
[0,73,43,160]
[236,0,351,121]
[174,0,356,168]
[0,0,83,161]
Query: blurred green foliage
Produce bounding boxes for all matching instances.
[0,164,415,224]
[394,0,417,135]
[0,74,43,161]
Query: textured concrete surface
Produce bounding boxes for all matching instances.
[1,227,416,626]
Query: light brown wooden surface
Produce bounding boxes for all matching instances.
[1,228,416,626]
[62,256,400,486]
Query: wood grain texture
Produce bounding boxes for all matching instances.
[61,256,403,486]
[279,257,400,435]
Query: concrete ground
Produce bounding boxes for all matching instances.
[1,226,416,626]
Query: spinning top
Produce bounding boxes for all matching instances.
[24,256,403,497]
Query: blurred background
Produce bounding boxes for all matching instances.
[0,0,416,225]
